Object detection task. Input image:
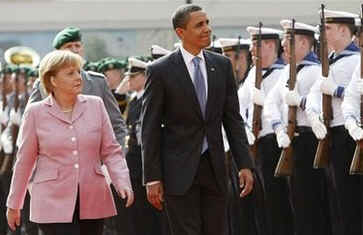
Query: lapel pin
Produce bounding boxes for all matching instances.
[211,67,215,72]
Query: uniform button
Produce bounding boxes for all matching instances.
[71,137,76,142]
[73,150,78,155]
[74,163,79,169]
[69,125,74,129]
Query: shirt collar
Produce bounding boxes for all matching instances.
[180,45,205,65]
[136,90,144,100]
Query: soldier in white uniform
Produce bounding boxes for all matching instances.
[219,38,262,235]
[218,38,252,87]
[239,26,294,235]
[306,9,361,235]
[264,20,331,235]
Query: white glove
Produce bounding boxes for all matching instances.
[308,113,327,140]
[252,87,265,106]
[245,126,256,145]
[320,77,337,96]
[356,79,363,95]
[345,118,363,141]
[0,109,9,126]
[10,109,22,126]
[1,130,12,155]
[285,89,301,106]
[275,125,291,148]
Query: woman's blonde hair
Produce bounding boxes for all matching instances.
[39,50,84,94]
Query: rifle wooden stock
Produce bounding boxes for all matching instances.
[250,22,263,160]
[350,5,363,175]
[314,5,332,169]
[250,104,262,158]
[275,108,296,177]
[275,21,297,177]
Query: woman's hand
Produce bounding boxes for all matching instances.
[7,208,20,231]
[118,188,134,208]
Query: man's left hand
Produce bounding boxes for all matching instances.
[239,169,254,197]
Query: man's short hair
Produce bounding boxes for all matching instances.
[172,4,202,30]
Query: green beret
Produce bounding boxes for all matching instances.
[98,58,126,73]
[14,65,32,75]
[83,61,99,72]
[27,68,39,78]
[52,27,82,49]
[1,64,14,74]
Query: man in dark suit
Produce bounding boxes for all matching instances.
[141,5,254,235]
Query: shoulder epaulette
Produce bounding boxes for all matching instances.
[87,71,105,79]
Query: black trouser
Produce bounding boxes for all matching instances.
[290,129,331,235]
[37,192,104,235]
[329,126,362,235]
[103,184,132,235]
[225,152,267,235]
[256,134,294,235]
[126,175,168,235]
[164,151,227,235]
[0,178,7,235]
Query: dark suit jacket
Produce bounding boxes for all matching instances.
[141,49,253,195]
[27,70,127,145]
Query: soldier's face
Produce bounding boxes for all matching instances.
[325,23,341,49]
[128,73,145,92]
[52,64,83,97]
[176,11,212,52]
[10,73,26,93]
[3,74,13,94]
[223,51,237,69]
[60,41,84,57]
[104,69,124,89]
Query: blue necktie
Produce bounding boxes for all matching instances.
[192,56,208,153]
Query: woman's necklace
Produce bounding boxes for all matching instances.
[62,109,73,113]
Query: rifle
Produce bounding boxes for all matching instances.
[235,35,242,87]
[1,63,7,132]
[313,4,332,169]
[349,4,363,174]
[11,69,20,157]
[250,22,263,159]
[274,19,297,177]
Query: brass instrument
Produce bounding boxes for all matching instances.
[4,46,40,67]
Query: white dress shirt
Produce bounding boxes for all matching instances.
[180,45,208,96]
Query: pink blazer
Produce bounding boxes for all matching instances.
[6,94,132,223]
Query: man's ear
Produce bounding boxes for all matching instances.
[175,27,184,41]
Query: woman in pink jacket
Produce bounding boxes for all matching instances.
[6,50,134,235]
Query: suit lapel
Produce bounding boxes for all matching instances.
[203,51,217,120]
[45,96,72,124]
[172,49,203,118]
[71,95,86,123]
[45,95,86,124]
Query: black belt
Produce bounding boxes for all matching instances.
[330,125,346,133]
[295,126,312,134]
